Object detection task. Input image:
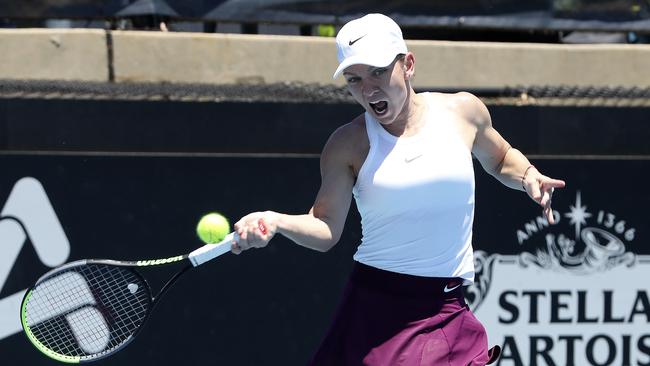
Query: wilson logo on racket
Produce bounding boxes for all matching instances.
[136,255,184,266]
[0,177,70,341]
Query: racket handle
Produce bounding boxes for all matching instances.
[188,232,239,267]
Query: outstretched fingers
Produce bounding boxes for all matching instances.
[526,173,566,224]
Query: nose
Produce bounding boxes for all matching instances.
[362,82,379,99]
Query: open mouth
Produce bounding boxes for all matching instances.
[369,101,388,116]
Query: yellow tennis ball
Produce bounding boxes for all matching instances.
[196,213,230,244]
[317,24,335,37]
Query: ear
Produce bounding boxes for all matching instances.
[403,52,415,79]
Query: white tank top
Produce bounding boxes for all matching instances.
[352,93,476,282]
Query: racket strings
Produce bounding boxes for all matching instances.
[87,265,149,329]
[23,264,151,360]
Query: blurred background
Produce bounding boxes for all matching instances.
[1,1,650,365]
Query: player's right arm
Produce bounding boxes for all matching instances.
[233,119,363,253]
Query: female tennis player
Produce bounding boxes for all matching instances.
[233,13,565,365]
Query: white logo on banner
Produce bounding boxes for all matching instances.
[0,177,70,340]
[468,191,649,366]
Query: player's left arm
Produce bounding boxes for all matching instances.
[459,92,566,223]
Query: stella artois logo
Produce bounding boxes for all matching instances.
[468,191,648,366]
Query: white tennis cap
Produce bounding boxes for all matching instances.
[332,13,408,79]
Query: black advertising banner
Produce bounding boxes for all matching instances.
[0,154,648,365]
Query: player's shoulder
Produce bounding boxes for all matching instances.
[327,114,367,147]
[431,91,491,127]
[430,91,486,114]
[322,114,368,160]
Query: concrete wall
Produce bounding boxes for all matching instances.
[408,40,650,88]
[0,29,108,82]
[2,28,650,88]
[111,31,338,85]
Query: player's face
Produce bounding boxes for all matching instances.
[343,55,411,125]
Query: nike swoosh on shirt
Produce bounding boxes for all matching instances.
[443,283,461,293]
[404,154,423,163]
[349,35,366,46]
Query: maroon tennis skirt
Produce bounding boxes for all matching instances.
[308,262,498,366]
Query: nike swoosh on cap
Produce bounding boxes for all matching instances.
[443,283,461,293]
[349,35,366,46]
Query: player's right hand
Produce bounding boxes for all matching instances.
[232,211,278,254]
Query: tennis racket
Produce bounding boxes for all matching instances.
[20,220,265,364]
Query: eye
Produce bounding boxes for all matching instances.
[346,76,361,84]
[372,68,387,77]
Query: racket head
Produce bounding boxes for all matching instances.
[21,260,153,363]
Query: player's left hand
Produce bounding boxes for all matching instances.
[522,167,566,224]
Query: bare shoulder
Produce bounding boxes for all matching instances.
[432,91,492,129]
[324,114,366,151]
[321,114,368,175]
[425,92,492,150]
